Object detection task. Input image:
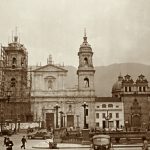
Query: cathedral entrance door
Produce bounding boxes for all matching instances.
[132,115,141,127]
[67,115,74,127]
[46,113,54,130]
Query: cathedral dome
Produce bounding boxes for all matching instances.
[112,75,123,93]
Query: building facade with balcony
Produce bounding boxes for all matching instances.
[95,97,124,130]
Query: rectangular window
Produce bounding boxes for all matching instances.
[139,87,142,92]
[125,87,128,92]
[116,113,119,118]
[129,87,131,92]
[96,122,99,127]
[96,106,99,108]
[102,113,105,118]
[143,87,146,92]
[109,113,112,118]
[96,113,99,119]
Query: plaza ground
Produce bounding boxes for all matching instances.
[0,133,149,150]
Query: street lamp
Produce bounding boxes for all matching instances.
[63,115,66,127]
[82,102,88,129]
[0,107,4,133]
[59,111,63,128]
[104,110,111,128]
[54,104,60,128]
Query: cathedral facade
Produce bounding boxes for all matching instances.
[30,33,96,129]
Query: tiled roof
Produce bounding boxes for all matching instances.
[95,97,121,102]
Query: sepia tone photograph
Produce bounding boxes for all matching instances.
[0,0,150,149]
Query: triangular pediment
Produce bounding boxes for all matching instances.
[32,64,68,72]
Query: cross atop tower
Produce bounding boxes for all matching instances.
[83,28,87,43]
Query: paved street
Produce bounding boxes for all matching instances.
[0,133,148,150]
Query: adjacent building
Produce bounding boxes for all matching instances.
[112,74,150,130]
[0,35,32,126]
[95,97,124,129]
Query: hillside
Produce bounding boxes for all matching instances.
[65,63,150,96]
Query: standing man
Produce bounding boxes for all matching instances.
[21,136,27,149]
[5,138,14,150]
[142,136,148,150]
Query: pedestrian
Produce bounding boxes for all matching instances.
[4,136,8,146]
[21,136,27,149]
[142,136,148,150]
[5,138,13,150]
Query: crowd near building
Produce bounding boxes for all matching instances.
[0,31,150,131]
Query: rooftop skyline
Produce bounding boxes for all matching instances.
[0,0,150,67]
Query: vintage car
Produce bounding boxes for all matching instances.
[91,135,113,150]
[1,129,13,136]
[27,129,52,139]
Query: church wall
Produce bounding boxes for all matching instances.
[33,71,66,91]
[122,95,149,127]
[31,96,95,129]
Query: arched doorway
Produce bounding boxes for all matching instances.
[131,99,141,130]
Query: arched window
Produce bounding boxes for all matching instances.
[143,87,146,92]
[11,78,16,87]
[108,104,113,108]
[84,57,88,65]
[84,78,89,88]
[68,104,72,112]
[125,87,128,92]
[12,57,17,64]
[102,104,106,108]
[48,79,53,89]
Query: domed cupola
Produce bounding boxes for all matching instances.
[112,74,123,97]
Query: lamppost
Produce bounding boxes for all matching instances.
[63,115,66,127]
[104,110,111,128]
[0,107,3,133]
[17,118,21,132]
[82,102,88,129]
[59,111,63,128]
[54,104,60,128]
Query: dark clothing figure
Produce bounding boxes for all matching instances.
[4,137,7,146]
[21,136,27,149]
[5,138,13,150]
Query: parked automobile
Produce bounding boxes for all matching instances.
[27,129,52,139]
[1,129,13,136]
[91,134,113,150]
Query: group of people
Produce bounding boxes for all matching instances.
[4,137,13,150]
[3,136,27,150]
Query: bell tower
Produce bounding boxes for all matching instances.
[77,30,95,91]
[3,35,28,98]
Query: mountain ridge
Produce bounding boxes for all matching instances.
[64,63,150,96]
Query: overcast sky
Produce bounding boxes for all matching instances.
[0,0,150,67]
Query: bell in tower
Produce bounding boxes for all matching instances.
[77,30,95,91]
